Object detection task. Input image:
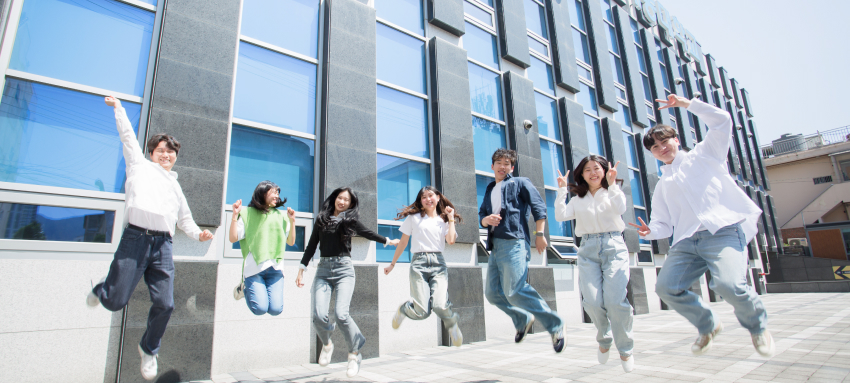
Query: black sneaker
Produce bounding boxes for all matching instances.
[515,314,535,343]
[552,328,566,353]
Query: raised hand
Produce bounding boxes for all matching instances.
[607,161,620,185]
[628,217,651,237]
[232,199,243,216]
[556,169,570,188]
[445,206,455,220]
[104,95,122,108]
[655,94,691,110]
[287,207,296,220]
[199,229,214,241]
[384,264,395,275]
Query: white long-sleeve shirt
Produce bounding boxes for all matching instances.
[116,107,202,239]
[554,183,626,237]
[644,99,761,246]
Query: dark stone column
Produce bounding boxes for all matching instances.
[495,0,531,68]
[528,267,557,333]
[428,0,465,37]
[613,7,649,129]
[582,0,618,112]
[721,98,740,177]
[757,191,776,251]
[640,29,671,127]
[767,195,784,254]
[558,97,590,173]
[726,101,750,180]
[601,118,638,252]
[444,266,485,344]
[627,268,649,315]
[635,132,669,255]
[731,78,744,109]
[661,47,693,151]
[314,265,380,363]
[741,88,755,117]
[319,0,379,229]
[545,0,580,93]
[749,120,770,190]
[705,54,720,89]
[718,66,733,100]
[429,37,478,243]
[149,0,240,226]
[735,110,752,181]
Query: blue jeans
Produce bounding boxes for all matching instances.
[656,223,767,335]
[93,225,174,355]
[244,267,284,316]
[486,238,563,334]
[312,257,365,353]
[578,232,634,357]
[400,252,458,327]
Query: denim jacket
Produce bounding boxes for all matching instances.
[478,174,547,250]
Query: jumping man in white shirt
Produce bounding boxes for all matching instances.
[87,96,214,380]
[630,94,773,357]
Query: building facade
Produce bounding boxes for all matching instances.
[0,0,779,381]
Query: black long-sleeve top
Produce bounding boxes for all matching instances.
[300,218,387,268]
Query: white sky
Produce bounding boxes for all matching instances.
[655,0,850,145]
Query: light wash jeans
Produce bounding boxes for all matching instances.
[400,252,459,328]
[312,256,365,353]
[578,231,634,357]
[486,238,564,334]
[656,223,767,335]
[244,267,284,316]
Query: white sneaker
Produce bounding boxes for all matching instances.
[621,355,634,373]
[87,277,106,308]
[692,321,723,355]
[392,305,405,329]
[233,282,245,300]
[752,330,775,357]
[597,348,610,364]
[138,344,157,380]
[346,352,362,378]
[318,340,333,367]
[449,324,463,347]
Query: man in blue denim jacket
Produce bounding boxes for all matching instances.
[479,149,565,352]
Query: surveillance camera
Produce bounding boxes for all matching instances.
[674,77,685,85]
[523,119,533,130]
[736,125,743,130]
[693,91,702,99]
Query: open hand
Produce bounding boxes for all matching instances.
[556,169,570,188]
[199,230,214,241]
[628,217,651,237]
[607,161,620,186]
[232,199,243,216]
[656,94,691,110]
[384,264,395,275]
[104,95,122,108]
[287,207,296,220]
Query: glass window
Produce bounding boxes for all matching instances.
[572,0,586,31]
[607,25,619,55]
[528,56,555,96]
[464,0,492,26]
[0,203,115,242]
[524,0,547,38]
[611,55,625,86]
[377,224,412,262]
[528,36,548,58]
[227,125,315,212]
[545,190,572,237]
[464,22,500,70]
[377,85,428,157]
[468,62,504,120]
[577,83,598,115]
[642,75,653,102]
[535,93,560,141]
[540,140,565,188]
[476,175,494,228]
[377,23,426,93]
[635,46,648,73]
[0,79,140,193]
[637,249,652,263]
[241,0,320,58]
[578,64,592,81]
[572,29,592,65]
[233,226,305,252]
[375,0,424,35]
[234,42,317,134]
[616,105,632,131]
[601,0,613,23]
[634,209,650,244]
[585,115,604,155]
[9,0,154,96]
[377,154,429,220]
[472,117,506,172]
[629,170,644,207]
[623,132,639,168]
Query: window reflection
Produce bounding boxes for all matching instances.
[465,22,500,70]
[535,93,560,141]
[545,189,572,237]
[377,85,428,157]
[468,62,504,120]
[377,23,426,93]
[241,0,320,58]
[540,140,565,188]
[377,154,429,220]
[0,203,114,242]
[377,224,412,262]
[472,117,506,172]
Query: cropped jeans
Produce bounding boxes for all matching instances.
[399,252,458,328]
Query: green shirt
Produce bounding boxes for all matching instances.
[238,207,290,265]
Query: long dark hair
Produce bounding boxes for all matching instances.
[248,180,287,213]
[395,186,464,224]
[569,155,616,198]
[316,187,360,241]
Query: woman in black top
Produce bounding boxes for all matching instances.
[295,187,398,378]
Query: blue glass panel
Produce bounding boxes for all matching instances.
[375,0,424,35]
[528,56,555,96]
[611,54,625,85]
[623,131,638,168]
[233,226,305,252]
[0,79,140,192]
[535,92,560,141]
[540,140,565,188]
[476,175,494,228]
[234,42,317,134]
[377,23,426,93]
[241,0,320,58]
[377,154,430,220]
[138,0,156,5]
[601,0,613,23]
[630,170,644,207]
[9,0,154,96]
[630,18,640,44]
[585,115,604,155]
[524,0,547,38]
[377,224,412,262]
[607,25,619,55]
[634,208,650,244]
[528,36,548,58]
[578,83,598,115]
[468,62,504,120]
[0,203,115,242]
[578,64,592,81]
[227,125,315,212]
[616,104,632,131]
[642,75,653,102]
[464,22,500,70]
[545,190,572,237]
[572,0,586,31]
[377,85,429,157]
[572,29,591,64]
[464,0,492,26]
[635,46,648,73]
[472,117,506,172]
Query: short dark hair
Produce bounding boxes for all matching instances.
[491,148,517,166]
[642,125,677,151]
[147,133,181,155]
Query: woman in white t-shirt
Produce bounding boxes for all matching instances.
[383,186,463,347]
[554,155,635,373]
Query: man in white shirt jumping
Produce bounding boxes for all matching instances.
[87,96,214,380]
[630,94,773,357]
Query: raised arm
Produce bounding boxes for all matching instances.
[286,208,297,246]
[600,162,627,215]
[383,233,410,275]
[640,183,673,240]
[688,98,734,163]
[106,96,145,167]
[554,170,575,222]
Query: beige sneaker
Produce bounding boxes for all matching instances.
[752,330,775,357]
[449,324,463,347]
[692,321,723,355]
[392,306,405,329]
[138,345,157,380]
[346,352,362,377]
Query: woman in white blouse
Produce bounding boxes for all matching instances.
[554,155,634,373]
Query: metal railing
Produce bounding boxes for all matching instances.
[760,126,850,158]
